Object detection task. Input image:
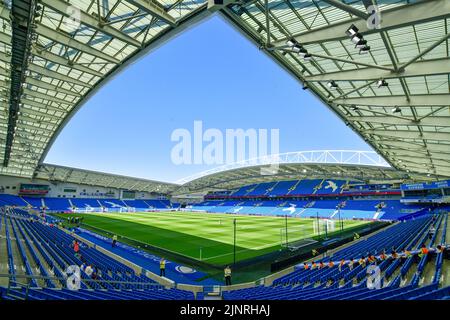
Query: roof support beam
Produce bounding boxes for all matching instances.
[31,45,103,78]
[304,58,450,82]
[40,0,141,47]
[273,0,450,46]
[125,0,176,26]
[25,77,82,97]
[333,94,450,107]
[386,150,450,162]
[0,77,80,97]
[21,98,68,112]
[3,0,36,167]
[23,88,73,105]
[348,116,450,127]
[366,129,450,142]
[28,64,90,87]
[35,23,120,64]
[377,139,450,153]
[0,31,103,77]
[400,32,450,71]
[321,0,368,19]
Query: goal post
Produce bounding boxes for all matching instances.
[313,218,336,238]
[280,225,312,248]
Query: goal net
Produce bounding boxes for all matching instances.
[119,207,136,213]
[280,226,316,250]
[313,219,336,238]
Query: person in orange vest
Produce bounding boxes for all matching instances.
[328,261,334,268]
[303,263,310,270]
[380,251,387,261]
[418,244,429,258]
[311,261,317,270]
[367,254,376,263]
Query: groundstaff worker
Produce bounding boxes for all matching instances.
[224,265,232,286]
[160,258,166,277]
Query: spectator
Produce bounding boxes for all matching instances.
[72,240,80,256]
[358,256,366,267]
[85,265,94,277]
[429,226,436,240]
[339,259,345,271]
[348,258,354,270]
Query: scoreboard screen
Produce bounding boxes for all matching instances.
[19,184,50,195]
[122,190,136,199]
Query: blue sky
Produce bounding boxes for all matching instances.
[44,15,372,183]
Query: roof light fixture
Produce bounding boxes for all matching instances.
[291,44,302,53]
[286,38,297,47]
[298,47,308,57]
[351,33,363,44]
[327,81,338,90]
[377,79,388,88]
[345,24,359,37]
[359,46,371,54]
[355,39,367,49]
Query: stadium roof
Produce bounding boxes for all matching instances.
[172,150,440,194]
[0,0,449,181]
[34,163,179,193]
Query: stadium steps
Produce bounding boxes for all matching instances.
[19,220,70,288]
[5,218,27,281]
[446,214,450,244]
[10,219,45,287]
[15,219,60,288]
[0,216,9,287]
[441,260,450,287]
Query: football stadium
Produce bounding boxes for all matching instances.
[0,0,450,305]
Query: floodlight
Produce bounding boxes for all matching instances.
[359,46,370,54]
[345,24,359,37]
[377,79,388,88]
[327,81,338,90]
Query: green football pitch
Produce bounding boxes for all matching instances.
[57,211,368,265]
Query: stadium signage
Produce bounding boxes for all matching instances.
[401,179,449,191]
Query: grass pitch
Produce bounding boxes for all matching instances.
[58,211,368,265]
